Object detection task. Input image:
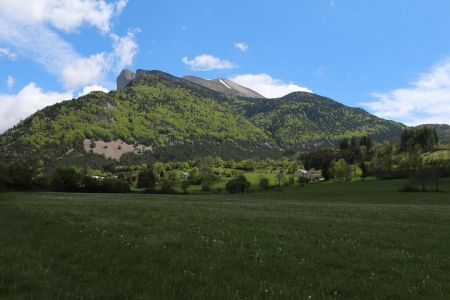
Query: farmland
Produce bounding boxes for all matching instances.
[1,179,450,299]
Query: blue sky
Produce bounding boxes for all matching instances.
[1,0,450,132]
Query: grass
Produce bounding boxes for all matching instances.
[1,179,450,299]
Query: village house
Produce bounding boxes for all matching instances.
[294,168,323,182]
[180,172,190,180]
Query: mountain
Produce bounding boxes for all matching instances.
[182,76,264,98]
[1,68,443,169]
[241,92,405,149]
[0,70,278,169]
[415,124,450,145]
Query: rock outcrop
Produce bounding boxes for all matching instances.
[116,69,136,90]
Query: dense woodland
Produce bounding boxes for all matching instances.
[0,70,419,167]
[1,126,449,194]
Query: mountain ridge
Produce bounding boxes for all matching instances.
[0,69,448,169]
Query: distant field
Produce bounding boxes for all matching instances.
[1,179,450,299]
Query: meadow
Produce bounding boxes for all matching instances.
[1,179,450,299]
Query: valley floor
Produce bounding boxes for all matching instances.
[1,179,450,299]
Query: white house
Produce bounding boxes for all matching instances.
[180,172,190,180]
[294,168,323,182]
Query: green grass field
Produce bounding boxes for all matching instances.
[1,179,450,299]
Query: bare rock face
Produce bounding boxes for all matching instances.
[116,69,136,90]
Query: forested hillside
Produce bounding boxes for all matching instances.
[1,69,446,169]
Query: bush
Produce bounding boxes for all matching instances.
[201,180,212,192]
[83,176,130,193]
[50,167,83,192]
[161,179,175,194]
[181,180,190,194]
[32,175,49,190]
[399,184,421,193]
[0,164,34,190]
[137,168,156,189]
[226,175,251,194]
[259,177,270,190]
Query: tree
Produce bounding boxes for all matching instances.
[225,175,251,194]
[152,162,165,180]
[237,159,257,171]
[259,177,270,190]
[8,164,34,190]
[276,170,286,187]
[50,167,83,192]
[360,161,369,180]
[400,127,438,152]
[181,180,190,194]
[297,176,308,187]
[331,159,351,181]
[299,149,336,180]
[137,168,156,190]
[161,178,175,194]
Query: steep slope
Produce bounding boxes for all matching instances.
[2,69,440,168]
[182,76,264,98]
[415,124,450,144]
[242,92,405,149]
[0,70,278,167]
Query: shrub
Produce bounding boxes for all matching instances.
[201,180,212,192]
[181,180,190,194]
[137,168,156,189]
[226,175,251,194]
[161,179,175,194]
[50,167,83,192]
[399,184,421,193]
[259,177,270,190]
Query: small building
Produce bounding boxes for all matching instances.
[180,172,190,180]
[294,168,323,182]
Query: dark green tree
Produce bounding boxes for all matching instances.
[225,174,251,194]
[137,168,156,190]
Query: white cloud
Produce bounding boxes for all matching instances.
[361,58,450,126]
[0,82,110,133]
[62,53,111,89]
[0,20,80,75]
[78,84,109,97]
[0,0,126,33]
[115,0,128,15]
[6,75,14,89]
[0,17,138,89]
[0,83,73,133]
[0,0,136,89]
[182,54,237,71]
[0,48,17,60]
[111,30,139,72]
[229,73,312,98]
[234,42,249,53]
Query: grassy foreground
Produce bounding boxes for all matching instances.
[1,180,450,299]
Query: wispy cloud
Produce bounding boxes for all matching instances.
[6,75,14,89]
[234,42,249,53]
[0,48,17,60]
[0,0,137,90]
[361,58,450,125]
[111,30,139,73]
[182,54,237,71]
[230,73,312,98]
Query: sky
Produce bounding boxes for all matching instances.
[1,0,450,133]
